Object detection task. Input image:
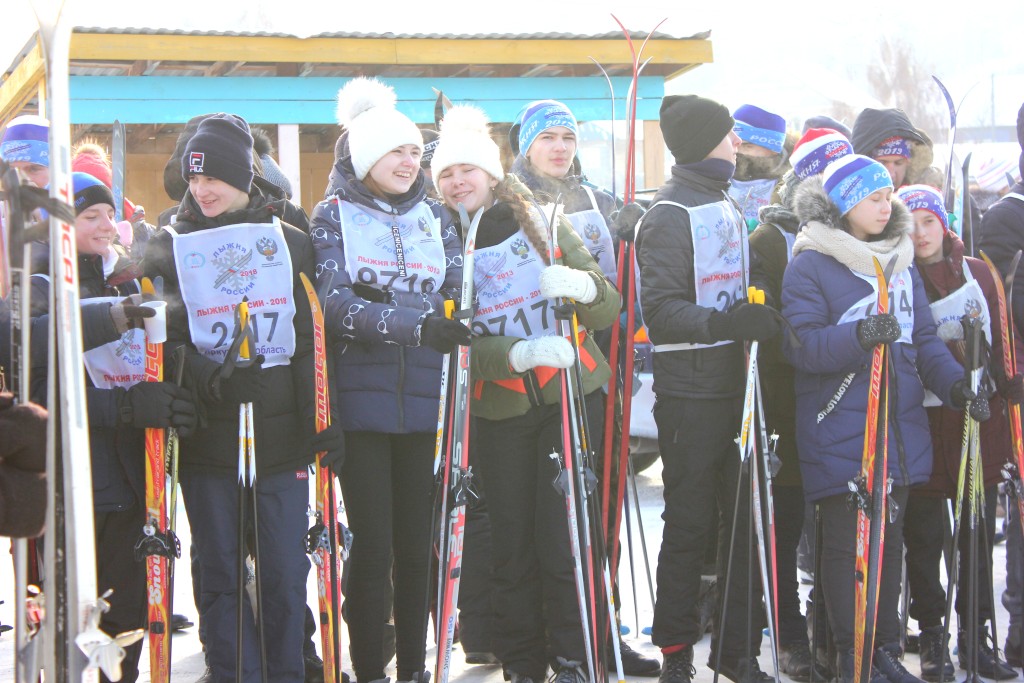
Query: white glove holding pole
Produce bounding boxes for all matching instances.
[539,264,597,304]
[508,336,575,373]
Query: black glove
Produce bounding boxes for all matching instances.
[309,422,346,473]
[611,202,646,242]
[118,382,198,437]
[352,283,390,304]
[420,315,471,354]
[108,293,156,334]
[708,303,780,342]
[0,392,47,473]
[999,373,1024,405]
[950,378,991,422]
[210,355,265,405]
[856,314,901,351]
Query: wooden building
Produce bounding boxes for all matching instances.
[0,27,712,215]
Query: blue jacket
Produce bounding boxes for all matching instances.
[781,178,962,502]
[310,134,463,433]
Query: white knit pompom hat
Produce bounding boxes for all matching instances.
[336,77,424,181]
[430,105,505,194]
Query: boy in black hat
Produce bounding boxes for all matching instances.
[635,94,781,683]
[144,113,343,683]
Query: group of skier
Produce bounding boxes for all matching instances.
[4,49,1024,683]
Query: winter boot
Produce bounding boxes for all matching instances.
[839,649,889,683]
[506,670,538,683]
[874,643,926,683]
[397,673,429,683]
[708,654,774,683]
[550,657,587,683]
[1005,625,1023,668]
[465,651,500,665]
[958,626,1018,680]
[619,639,661,676]
[780,641,831,682]
[916,625,954,682]
[659,646,695,683]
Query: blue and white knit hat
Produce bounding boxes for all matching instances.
[789,128,852,180]
[896,184,948,231]
[823,154,893,216]
[732,104,786,154]
[72,172,115,215]
[1,115,50,166]
[516,100,579,158]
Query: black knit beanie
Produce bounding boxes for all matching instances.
[181,113,255,193]
[660,95,734,165]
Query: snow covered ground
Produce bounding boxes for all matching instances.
[0,458,1014,683]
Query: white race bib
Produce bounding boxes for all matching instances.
[472,219,554,340]
[336,199,446,295]
[562,186,617,283]
[729,177,777,228]
[838,267,915,345]
[637,199,748,352]
[82,296,148,389]
[168,220,297,367]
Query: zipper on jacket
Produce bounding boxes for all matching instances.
[397,347,406,431]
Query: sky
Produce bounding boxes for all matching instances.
[4,0,1022,129]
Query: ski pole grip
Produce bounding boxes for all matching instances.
[747,287,765,305]
[444,299,455,320]
[238,298,251,361]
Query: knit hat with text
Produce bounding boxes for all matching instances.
[181,113,255,193]
[823,154,893,216]
[732,104,787,154]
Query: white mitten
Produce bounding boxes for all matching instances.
[539,264,597,304]
[508,336,575,373]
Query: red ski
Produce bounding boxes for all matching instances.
[852,257,893,683]
[979,250,1024,533]
[301,272,346,683]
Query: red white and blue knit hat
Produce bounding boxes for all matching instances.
[732,104,786,154]
[896,184,948,231]
[789,128,853,180]
[871,135,911,159]
[823,154,893,216]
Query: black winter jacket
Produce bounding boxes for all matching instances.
[144,188,318,477]
[634,160,746,400]
[27,250,147,512]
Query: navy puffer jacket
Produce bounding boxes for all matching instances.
[781,178,962,502]
[310,133,462,433]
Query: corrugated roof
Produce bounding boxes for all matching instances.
[72,26,709,41]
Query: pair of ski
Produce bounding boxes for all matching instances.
[432,204,480,683]
[544,197,624,683]
[301,271,352,683]
[15,1,144,680]
[133,276,183,683]
[937,315,989,683]
[850,257,897,683]
[593,14,664,642]
[714,287,781,683]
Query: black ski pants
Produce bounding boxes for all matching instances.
[180,468,310,683]
[473,390,604,680]
[95,507,148,683]
[775,484,810,647]
[904,487,998,628]
[651,395,764,660]
[339,431,435,683]
[818,486,910,653]
[458,472,496,654]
